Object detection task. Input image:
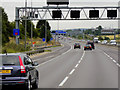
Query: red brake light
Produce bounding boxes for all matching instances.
[18,81,24,84]
[19,56,26,73]
[84,46,86,48]
[90,46,91,48]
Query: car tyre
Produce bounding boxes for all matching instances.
[32,77,39,89]
[25,79,31,90]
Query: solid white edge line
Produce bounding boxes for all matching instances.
[69,69,75,75]
[62,45,72,55]
[59,76,69,87]
[36,45,72,67]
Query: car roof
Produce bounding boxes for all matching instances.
[0,53,26,56]
[85,44,91,46]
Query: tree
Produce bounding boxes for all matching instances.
[21,19,35,38]
[36,20,52,42]
[1,7,10,45]
[96,25,103,35]
[104,37,110,40]
[98,36,104,40]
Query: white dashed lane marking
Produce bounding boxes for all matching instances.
[58,51,85,87]
[103,51,120,68]
[69,69,75,75]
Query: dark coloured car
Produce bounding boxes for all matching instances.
[84,44,92,50]
[0,53,39,90]
[74,43,81,49]
[87,41,95,49]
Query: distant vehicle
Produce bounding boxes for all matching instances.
[109,40,117,45]
[93,37,98,43]
[0,53,39,90]
[74,43,81,49]
[98,40,101,43]
[101,40,107,44]
[87,41,95,49]
[84,44,92,50]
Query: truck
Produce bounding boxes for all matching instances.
[93,37,98,43]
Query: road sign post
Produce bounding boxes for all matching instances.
[15,7,20,45]
[13,29,20,45]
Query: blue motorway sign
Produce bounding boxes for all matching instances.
[13,29,20,36]
[42,38,45,42]
[50,38,53,41]
[55,30,66,34]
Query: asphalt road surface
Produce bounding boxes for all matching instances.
[33,39,119,89]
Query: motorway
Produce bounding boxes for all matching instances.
[32,39,119,89]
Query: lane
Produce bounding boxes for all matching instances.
[32,41,71,64]
[62,46,118,88]
[37,43,84,88]
[95,44,118,62]
[34,39,118,88]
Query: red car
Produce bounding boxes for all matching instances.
[84,44,92,50]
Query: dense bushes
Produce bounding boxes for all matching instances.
[2,42,30,53]
[98,36,104,40]
[104,37,110,40]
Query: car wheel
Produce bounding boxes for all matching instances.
[25,79,31,90]
[32,77,39,89]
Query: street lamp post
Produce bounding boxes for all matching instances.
[25,0,27,50]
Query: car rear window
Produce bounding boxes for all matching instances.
[75,43,79,45]
[86,44,91,46]
[0,56,20,66]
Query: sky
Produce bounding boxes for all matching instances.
[0,0,120,30]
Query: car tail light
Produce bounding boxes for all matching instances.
[19,56,26,73]
[18,81,24,84]
[90,46,91,48]
[84,46,86,48]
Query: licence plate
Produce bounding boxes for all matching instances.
[0,70,11,74]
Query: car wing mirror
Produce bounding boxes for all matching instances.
[33,62,39,66]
